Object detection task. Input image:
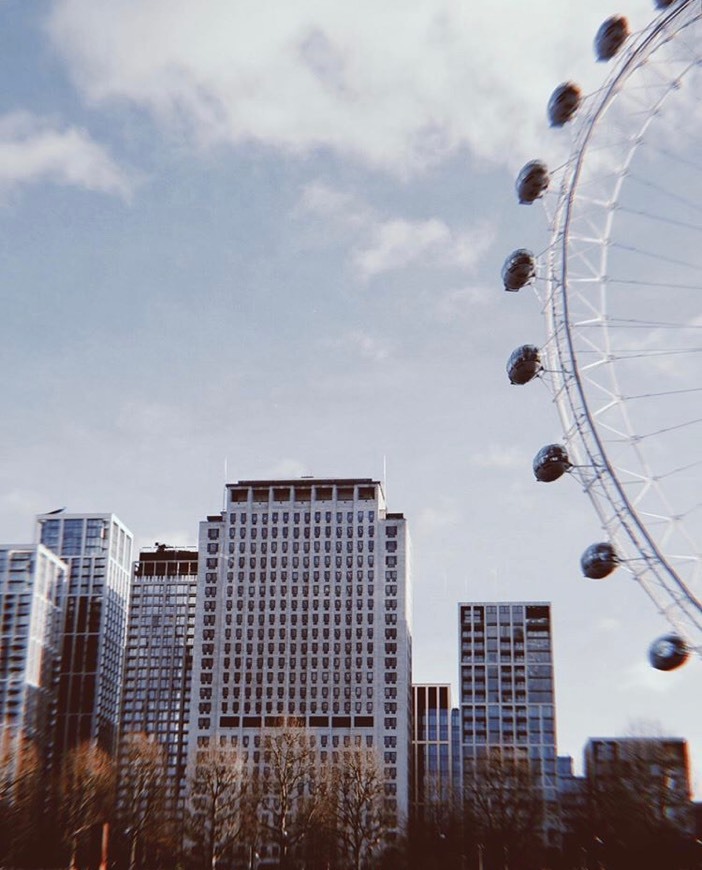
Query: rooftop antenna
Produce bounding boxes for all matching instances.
[223,457,229,511]
[383,455,387,501]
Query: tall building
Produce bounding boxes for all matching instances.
[0,544,67,775]
[36,512,133,756]
[411,684,461,822]
[188,477,412,861]
[119,545,198,814]
[458,602,558,842]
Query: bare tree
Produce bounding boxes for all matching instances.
[186,744,260,870]
[462,750,544,870]
[259,724,324,868]
[331,748,388,870]
[119,733,176,870]
[409,776,464,870]
[0,726,43,866]
[60,740,115,870]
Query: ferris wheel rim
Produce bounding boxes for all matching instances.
[543,0,702,644]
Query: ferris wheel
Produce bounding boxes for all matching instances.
[503,0,702,670]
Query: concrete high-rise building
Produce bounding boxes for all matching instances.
[0,544,67,776]
[119,545,198,814]
[36,512,133,756]
[188,477,412,861]
[411,684,461,822]
[458,602,558,841]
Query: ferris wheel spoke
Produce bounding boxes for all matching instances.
[625,173,702,215]
[525,0,702,657]
[644,139,702,173]
[609,240,701,270]
[636,416,702,441]
[615,203,702,234]
[622,386,702,401]
[605,348,702,360]
[657,457,702,479]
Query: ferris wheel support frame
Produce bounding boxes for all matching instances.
[542,0,702,647]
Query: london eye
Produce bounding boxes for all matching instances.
[504,0,702,669]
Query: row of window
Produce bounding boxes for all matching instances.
[201,621,381,639]
[223,540,378,555]
[222,526,381,542]
[206,592,381,611]
[223,671,378,688]
[202,609,377,626]
[214,555,391,571]
[215,569,400,585]
[215,639,377,654]
[207,683,381,702]
[217,511,380,526]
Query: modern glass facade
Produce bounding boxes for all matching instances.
[411,684,460,821]
[36,513,133,756]
[119,546,198,815]
[459,602,558,841]
[0,544,67,776]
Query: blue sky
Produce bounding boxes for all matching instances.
[2,0,701,791]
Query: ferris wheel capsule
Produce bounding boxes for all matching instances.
[548,83,582,127]
[648,634,689,671]
[502,249,536,291]
[516,160,550,204]
[595,16,630,61]
[533,444,571,482]
[654,0,677,7]
[507,345,542,385]
[580,542,619,579]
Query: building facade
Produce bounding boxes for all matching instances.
[187,477,412,862]
[411,684,461,823]
[119,546,199,815]
[458,602,558,843]
[36,512,133,756]
[556,755,587,864]
[0,544,67,776]
[585,737,692,833]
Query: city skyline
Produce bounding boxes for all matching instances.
[3,489,698,794]
[1,0,700,800]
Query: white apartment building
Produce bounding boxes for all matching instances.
[36,512,133,756]
[0,544,67,777]
[188,477,412,860]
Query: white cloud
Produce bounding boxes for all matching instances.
[471,445,526,470]
[258,458,310,479]
[434,286,491,321]
[297,179,494,279]
[594,616,621,634]
[319,328,393,363]
[354,217,494,278]
[622,659,685,694]
[0,488,49,527]
[0,111,132,198]
[45,0,656,174]
[416,504,461,535]
[295,180,371,229]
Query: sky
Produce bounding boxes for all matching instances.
[1,0,701,791]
